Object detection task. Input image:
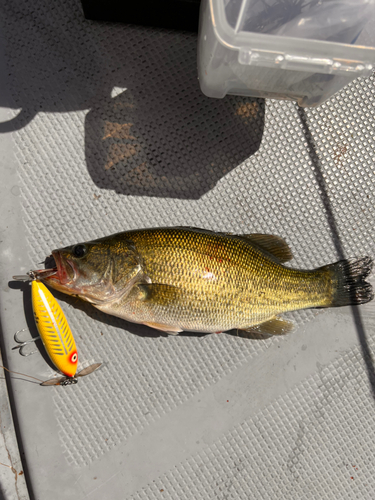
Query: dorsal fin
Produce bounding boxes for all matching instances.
[171,226,293,263]
[239,234,293,263]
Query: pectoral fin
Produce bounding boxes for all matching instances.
[143,322,182,335]
[137,283,180,303]
[136,283,183,335]
[240,234,293,263]
[242,317,294,336]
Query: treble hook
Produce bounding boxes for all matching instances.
[13,329,40,356]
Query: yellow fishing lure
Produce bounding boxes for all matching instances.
[31,280,78,378]
[12,271,101,386]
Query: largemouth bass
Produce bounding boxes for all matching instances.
[37,227,373,336]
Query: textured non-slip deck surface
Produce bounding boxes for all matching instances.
[0,1,375,499]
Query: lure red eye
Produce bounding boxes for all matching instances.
[70,352,78,364]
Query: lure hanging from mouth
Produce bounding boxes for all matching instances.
[13,267,58,282]
[32,279,79,378]
[12,277,101,386]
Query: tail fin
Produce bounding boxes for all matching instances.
[322,257,374,307]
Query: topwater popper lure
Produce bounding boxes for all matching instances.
[12,271,101,386]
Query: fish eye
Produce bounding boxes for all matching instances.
[70,352,78,363]
[73,244,87,258]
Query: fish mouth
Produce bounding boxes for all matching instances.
[41,251,75,286]
[55,251,77,284]
[27,259,58,281]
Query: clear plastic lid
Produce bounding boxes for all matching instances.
[224,0,375,45]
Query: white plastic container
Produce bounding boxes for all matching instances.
[198,0,375,106]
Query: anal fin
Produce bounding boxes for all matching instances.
[242,317,294,336]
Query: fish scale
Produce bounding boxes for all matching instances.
[114,228,330,332]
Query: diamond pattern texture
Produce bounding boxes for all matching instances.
[1,0,375,498]
[128,334,375,500]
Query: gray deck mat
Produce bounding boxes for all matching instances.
[1,1,375,499]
